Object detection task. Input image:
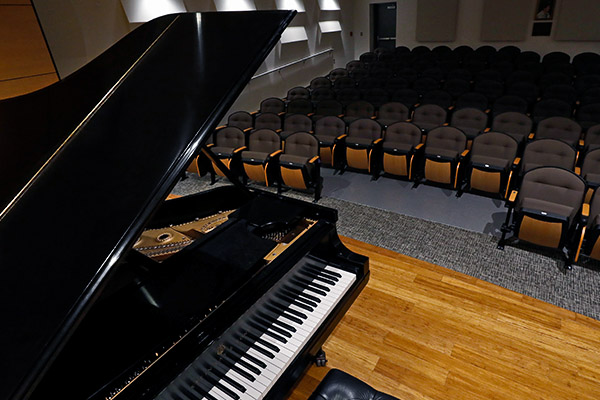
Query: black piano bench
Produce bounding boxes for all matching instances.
[308,369,400,400]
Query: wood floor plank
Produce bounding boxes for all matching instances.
[288,236,600,399]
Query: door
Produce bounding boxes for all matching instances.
[371,2,397,51]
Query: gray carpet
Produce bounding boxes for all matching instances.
[172,173,600,321]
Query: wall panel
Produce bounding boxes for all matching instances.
[480,0,532,41]
[415,0,458,42]
[554,0,600,41]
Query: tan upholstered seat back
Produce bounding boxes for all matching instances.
[215,127,245,148]
[426,126,467,153]
[492,112,532,139]
[314,116,345,137]
[345,101,375,118]
[329,68,348,81]
[310,77,331,90]
[582,148,600,178]
[451,107,488,131]
[314,100,343,116]
[347,118,382,141]
[248,129,281,153]
[471,131,518,162]
[536,117,582,145]
[254,112,281,131]
[284,114,312,133]
[284,132,319,158]
[287,86,310,100]
[260,97,285,114]
[412,104,447,126]
[378,102,410,121]
[522,139,576,173]
[227,111,253,130]
[586,124,600,149]
[287,99,313,114]
[384,122,422,147]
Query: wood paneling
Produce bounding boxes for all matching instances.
[288,237,600,400]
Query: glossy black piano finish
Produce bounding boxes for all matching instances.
[0,11,296,400]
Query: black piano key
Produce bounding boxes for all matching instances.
[298,268,336,286]
[238,335,275,359]
[180,379,214,400]
[167,389,187,400]
[227,345,266,371]
[252,316,293,337]
[247,320,288,344]
[303,264,340,282]
[280,287,319,308]
[290,277,329,295]
[264,304,303,325]
[211,356,255,382]
[282,284,321,303]
[274,291,314,312]
[257,310,296,333]
[269,300,308,320]
[206,364,247,393]
[203,371,240,400]
[241,328,281,352]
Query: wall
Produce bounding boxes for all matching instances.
[352,0,600,59]
[0,0,57,99]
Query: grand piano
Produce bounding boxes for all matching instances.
[0,10,369,400]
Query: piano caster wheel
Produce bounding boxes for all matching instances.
[315,349,327,367]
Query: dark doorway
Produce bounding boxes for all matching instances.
[370,2,397,51]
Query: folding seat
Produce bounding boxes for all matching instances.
[206,127,247,182]
[396,67,418,83]
[475,69,503,83]
[277,132,322,201]
[346,60,365,73]
[411,104,447,133]
[391,88,419,109]
[432,45,452,59]
[394,46,411,56]
[579,87,600,107]
[531,99,572,123]
[359,51,378,65]
[498,166,586,269]
[240,129,282,186]
[379,122,423,180]
[443,78,471,99]
[342,100,375,124]
[573,52,600,76]
[253,112,282,132]
[376,102,410,128]
[474,45,497,61]
[576,103,600,131]
[225,111,253,131]
[333,76,356,92]
[310,76,332,91]
[541,84,577,106]
[446,68,472,82]
[538,72,571,91]
[516,51,541,67]
[544,62,575,77]
[385,77,409,94]
[450,107,488,141]
[286,86,310,101]
[534,116,582,148]
[580,186,600,260]
[452,45,474,62]
[335,88,361,106]
[574,74,600,96]
[368,60,388,71]
[420,89,453,110]
[411,46,431,57]
[489,60,514,79]
[492,95,528,117]
[506,81,539,106]
[584,124,600,152]
[259,97,285,114]
[310,99,343,122]
[517,61,543,79]
[349,67,369,82]
[581,148,600,201]
[505,70,536,85]
[455,92,489,112]
[473,79,504,103]
[421,67,444,82]
[280,113,313,140]
[328,68,348,82]
[311,88,336,103]
[377,52,395,63]
[374,47,393,58]
[362,88,389,108]
[412,77,439,96]
[519,139,577,176]
[343,118,384,176]
[370,67,393,80]
[417,126,468,188]
[286,98,313,115]
[542,51,570,66]
[497,45,521,61]
[492,111,533,144]
[461,131,519,197]
[358,77,385,91]
[438,57,460,73]
[463,58,487,76]
[313,116,346,168]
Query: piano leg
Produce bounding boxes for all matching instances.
[315,348,327,367]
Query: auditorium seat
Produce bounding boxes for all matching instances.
[311,88,336,103]
[455,92,489,112]
[310,99,344,122]
[539,72,572,91]
[450,107,488,142]
[225,111,253,131]
[376,102,410,128]
[349,67,369,82]
[573,52,600,75]
[344,118,383,177]
[379,121,423,180]
[346,60,364,73]
[412,104,447,133]
[277,132,322,201]
[412,77,439,97]
[532,99,572,123]
[574,74,600,96]
[446,68,472,82]
[516,51,541,67]
[505,70,536,85]
[332,76,356,92]
[576,103,600,131]
[473,79,504,103]
[286,98,313,115]
[391,88,419,109]
[342,100,375,124]
[313,115,347,169]
[534,116,582,148]
[581,187,600,260]
[418,126,468,189]
[362,88,389,108]
[584,124,600,152]
[310,76,332,91]
[506,81,539,106]
[286,86,310,101]
[258,97,285,114]
[492,95,528,117]
[579,87,600,107]
[241,129,282,186]
[207,126,247,182]
[280,113,313,139]
[253,112,282,132]
[519,139,577,178]
[542,51,570,66]
[491,111,533,144]
[541,84,577,106]
[335,88,361,106]
[581,148,600,201]
[421,89,453,110]
[453,45,474,62]
[328,68,348,82]
[443,78,471,99]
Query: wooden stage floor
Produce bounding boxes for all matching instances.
[288,237,600,400]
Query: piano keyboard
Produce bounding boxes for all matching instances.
[155,260,356,400]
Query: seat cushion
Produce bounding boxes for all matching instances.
[280,154,309,167]
[470,154,511,170]
[518,197,574,220]
[241,151,269,163]
[425,147,459,160]
[585,172,600,185]
[383,141,413,153]
[347,137,374,146]
[211,146,236,157]
[460,126,482,139]
[414,121,440,131]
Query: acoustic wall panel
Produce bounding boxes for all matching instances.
[416,0,458,42]
[554,0,600,41]
[481,0,532,41]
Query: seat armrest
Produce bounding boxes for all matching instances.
[370,115,377,119]
[485,109,490,113]
[448,105,454,110]
[583,203,590,218]
[508,190,518,204]
[276,129,283,133]
[278,111,286,116]
[414,103,420,108]
[528,132,535,140]
[215,125,227,131]
[373,138,383,145]
[338,113,345,118]
[512,157,521,169]
[308,155,320,164]
[307,112,315,116]
[443,122,449,126]
[243,127,253,132]
[206,143,215,148]
[336,134,348,141]
[414,143,424,151]
[579,139,585,148]
[233,146,247,154]
[250,110,259,115]
[460,149,470,159]
[575,166,581,175]
[269,149,283,158]
[484,127,490,132]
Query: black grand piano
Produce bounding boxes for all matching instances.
[0,11,369,400]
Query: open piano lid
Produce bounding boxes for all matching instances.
[0,11,295,400]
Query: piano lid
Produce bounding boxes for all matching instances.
[0,11,295,400]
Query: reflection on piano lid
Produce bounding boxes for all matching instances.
[0,11,296,400]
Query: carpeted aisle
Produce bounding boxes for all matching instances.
[172,173,600,321]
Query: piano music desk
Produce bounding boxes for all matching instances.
[289,236,600,400]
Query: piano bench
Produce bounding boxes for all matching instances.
[308,369,400,400]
